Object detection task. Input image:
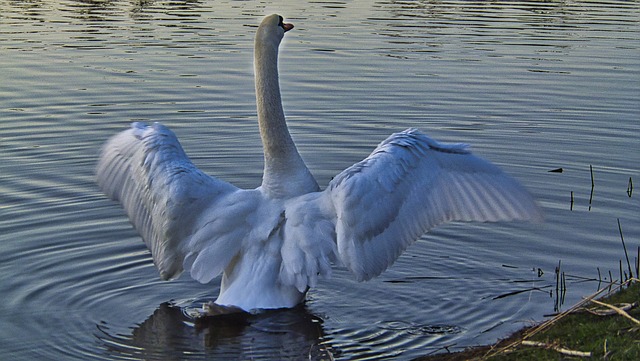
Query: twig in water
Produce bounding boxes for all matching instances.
[628,177,633,197]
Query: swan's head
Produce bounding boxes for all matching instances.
[256,14,294,49]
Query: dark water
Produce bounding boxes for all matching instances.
[1,1,638,360]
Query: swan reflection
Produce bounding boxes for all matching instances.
[98,302,335,360]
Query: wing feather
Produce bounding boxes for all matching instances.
[327,128,542,281]
[96,122,240,280]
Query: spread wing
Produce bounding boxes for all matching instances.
[329,128,542,281]
[96,122,244,281]
[281,128,542,287]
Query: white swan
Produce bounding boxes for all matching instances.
[97,14,542,312]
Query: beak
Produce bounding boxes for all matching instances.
[282,23,294,32]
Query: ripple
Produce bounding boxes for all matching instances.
[378,320,463,336]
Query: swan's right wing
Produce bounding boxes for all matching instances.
[96,122,240,281]
[326,128,542,281]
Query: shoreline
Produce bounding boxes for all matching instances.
[416,279,639,360]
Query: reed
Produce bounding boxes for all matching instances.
[588,165,595,210]
[618,218,633,281]
[636,246,639,281]
[554,260,567,312]
[570,191,574,211]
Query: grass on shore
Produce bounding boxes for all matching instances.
[417,279,640,360]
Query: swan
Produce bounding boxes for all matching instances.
[96,14,542,312]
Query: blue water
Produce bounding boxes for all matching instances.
[1,1,638,360]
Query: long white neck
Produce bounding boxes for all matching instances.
[254,35,318,198]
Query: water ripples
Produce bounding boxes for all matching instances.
[1,1,638,360]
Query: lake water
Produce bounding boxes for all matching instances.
[1,1,638,360]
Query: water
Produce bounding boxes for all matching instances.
[1,1,638,360]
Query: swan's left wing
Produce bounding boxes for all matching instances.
[326,128,542,281]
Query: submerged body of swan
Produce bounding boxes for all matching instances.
[96,14,542,313]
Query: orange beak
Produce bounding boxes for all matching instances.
[282,23,294,32]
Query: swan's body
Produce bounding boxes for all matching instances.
[97,15,542,312]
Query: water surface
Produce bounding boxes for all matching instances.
[1,1,638,360]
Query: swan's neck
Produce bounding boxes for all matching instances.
[255,40,318,198]
[255,43,293,157]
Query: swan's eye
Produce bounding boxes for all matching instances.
[278,16,284,27]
